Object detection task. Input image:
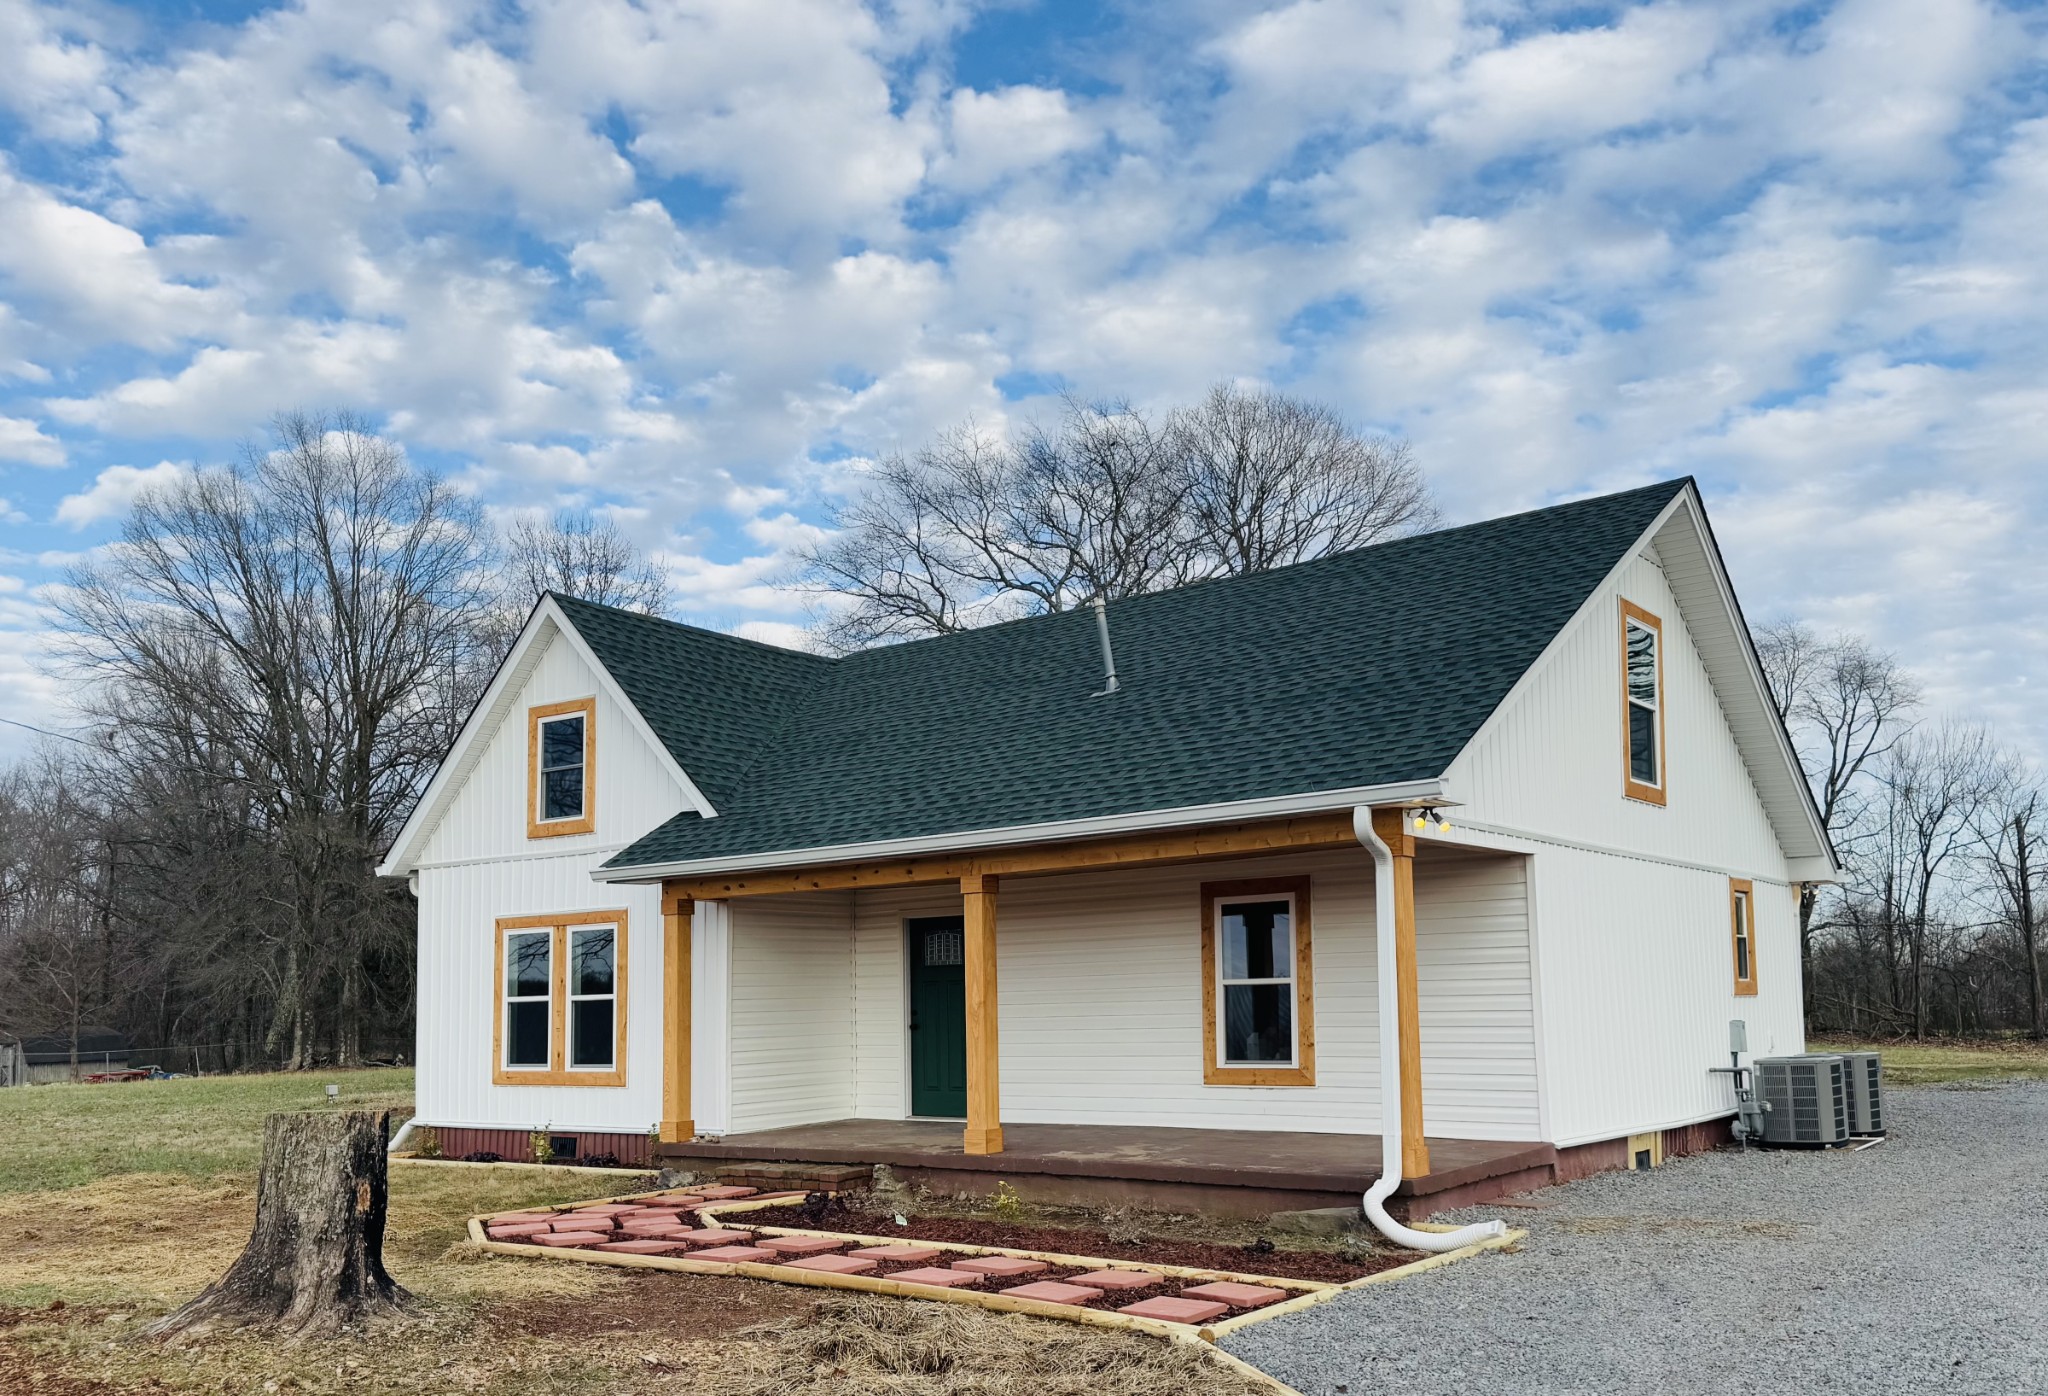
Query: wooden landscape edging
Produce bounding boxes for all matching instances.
[464,1189,1523,1361]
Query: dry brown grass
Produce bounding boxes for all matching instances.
[0,1073,1297,1395]
[740,1294,1275,1396]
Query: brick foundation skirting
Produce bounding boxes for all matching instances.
[1553,1116,1734,1183]
[425,1125,656,1167]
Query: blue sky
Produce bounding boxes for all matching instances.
[1,0,2045,764]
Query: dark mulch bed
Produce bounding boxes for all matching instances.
[497,1271,814,1341]
[727,1203,1411,1284]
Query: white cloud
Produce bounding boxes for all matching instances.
[0,163,231,352]
[0,414,64,467]
[54,461,191,528]
[0,0,2042,765]
[939,86,1097,190]
[0,498,27,525]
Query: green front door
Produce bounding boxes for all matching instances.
[908,916,968,1119]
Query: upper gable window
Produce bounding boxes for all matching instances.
[1620,601,1666,806]
[528,698,597,838]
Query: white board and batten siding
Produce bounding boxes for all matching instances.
[723,848,1543,1142]
[409,621,726,1136]
[1445,538,1807,1147]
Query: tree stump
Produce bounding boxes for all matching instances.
[146,1110,409,1341]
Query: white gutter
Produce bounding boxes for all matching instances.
[1353,805,1507,1253]
[593,778,1450,883]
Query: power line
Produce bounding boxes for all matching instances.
[0,716,100,747]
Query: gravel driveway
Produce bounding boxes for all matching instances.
[1225,1080,2048,1395]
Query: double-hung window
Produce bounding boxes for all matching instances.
[528,698,597,838]
[1620,601,1667,805]
[1200,877,1315,1086]
[494,910,627,1085]
[1729,879,1758,996]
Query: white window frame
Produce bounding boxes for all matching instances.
[527,698,597,838]
[565,923,620,1071]
[1621,601,1667,805]
[502,928,554,1071]
[1214,892,1301,1070]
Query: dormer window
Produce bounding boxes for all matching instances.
[1620,601,1666,806]
[528,698,597,838]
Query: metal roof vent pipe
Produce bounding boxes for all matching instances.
[1089,595,1121,697]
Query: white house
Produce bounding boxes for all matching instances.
[380,478,1833,1214]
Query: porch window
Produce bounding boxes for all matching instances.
[527,698,597,838]
[1620,600,1666,805]
[1730,878,1758,996]
[494,910,628,1085]
[1200,876,1316,1087]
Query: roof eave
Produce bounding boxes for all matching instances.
[590,776,1452,884]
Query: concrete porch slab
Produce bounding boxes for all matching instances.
[657,1119,1558,1218]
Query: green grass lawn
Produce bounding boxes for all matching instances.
[1809,1035,2048,1084]
[0,1067,416,1194]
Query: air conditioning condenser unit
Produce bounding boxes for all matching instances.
[1838,1050,1884,1136]
[1755,1054,1850,1147]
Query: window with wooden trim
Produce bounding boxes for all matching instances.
[1200,877,1315,1087]
[527,698,596,837]
[1729,879,1758,996]
[1620,600,1667,805]
[494,910,627,1085]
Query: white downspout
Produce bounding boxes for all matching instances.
[1354,806,1508,1253]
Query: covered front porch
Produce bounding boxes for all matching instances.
[655,1117,1559,1219]
[647,805,1545,1214]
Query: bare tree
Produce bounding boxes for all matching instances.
[52,412,492,1069]
[1877,721,1995,1037]
[0,750,122,1076]
[503,509,670,616]
[1977,760,2045,1039]
[801,386,1435,650]
[1167,383,1435,575]
[1755,620,1921,1019]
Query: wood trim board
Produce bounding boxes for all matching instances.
[1619,599,1668,807]
[1729,877,1758,996]
[492,908,629,1087]
[1199,875,1315,1087]
[527,696,598,839]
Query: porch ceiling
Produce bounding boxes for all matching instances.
[656,1119,1553,1201]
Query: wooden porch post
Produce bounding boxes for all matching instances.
[1370,810,1430,1177]
[961,872,1003,1155]
[659,889,694,1144]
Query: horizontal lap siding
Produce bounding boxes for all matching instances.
[1417,856,1541,1138]
[726,893,855,1133]
[842,849,1539,1140]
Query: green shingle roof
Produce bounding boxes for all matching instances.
[576,479,1690,872]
